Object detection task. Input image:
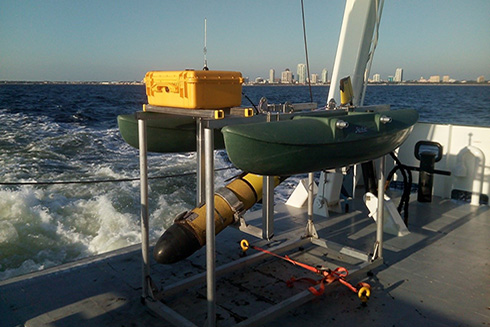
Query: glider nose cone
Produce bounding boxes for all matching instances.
[153,224,201,264]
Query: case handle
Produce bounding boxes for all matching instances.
[153,83,179,93]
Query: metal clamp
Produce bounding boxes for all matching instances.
[215,187,244,222]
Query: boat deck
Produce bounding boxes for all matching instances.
[1,192,488,327]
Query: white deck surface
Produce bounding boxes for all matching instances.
[1,194,488,327]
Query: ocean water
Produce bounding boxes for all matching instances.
[0,83,489,280]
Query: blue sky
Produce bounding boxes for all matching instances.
[1,0,489,81]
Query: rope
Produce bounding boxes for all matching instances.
[386,151,412,224]
[0,166,237,186]
[242,92,259,114]
[300,0,313,103]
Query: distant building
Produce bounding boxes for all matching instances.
[321,69,328,83]
[442,75,450,83]
[373,73,381,82]
[394,68,403,82]
[297,64,307,84]
[387,76,394,82]
[281,69,293,84]
[255,77,265,84]
[311,74,318,84]
[429,75,441,83]
[477,75,485,83]
[269,69,275,83]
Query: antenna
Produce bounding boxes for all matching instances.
[203,18,209,70]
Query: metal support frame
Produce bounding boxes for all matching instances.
[136,106,386,327]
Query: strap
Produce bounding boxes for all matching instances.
[241,239,372,301]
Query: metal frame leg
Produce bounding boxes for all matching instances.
[375,156,385,258]
[307,172,314,218]
[196,118,205,206]
[262,176,275,240]
[138,118,150,300]
[204,126,216,326]
[304,172,319,238]
[260,112,278,241]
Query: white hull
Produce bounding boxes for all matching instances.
[392,122,489,205]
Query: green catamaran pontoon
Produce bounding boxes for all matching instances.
[221,109,419,176]
[117,114,225,153]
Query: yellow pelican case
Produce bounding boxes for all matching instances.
[144,70,243,109]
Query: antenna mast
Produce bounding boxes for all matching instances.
[203,18,209,70]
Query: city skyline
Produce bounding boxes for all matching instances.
[1,1,489,82]
[249,66,486,84]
